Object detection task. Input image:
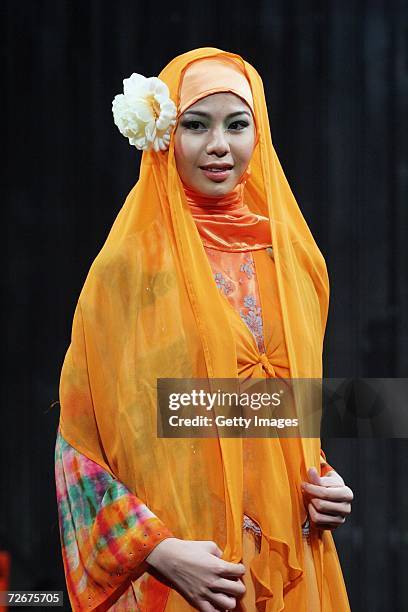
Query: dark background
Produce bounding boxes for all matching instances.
[1,1,407,610]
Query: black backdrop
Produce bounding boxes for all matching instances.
[1,1,407,610]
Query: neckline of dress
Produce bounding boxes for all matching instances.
[182,182,273,252]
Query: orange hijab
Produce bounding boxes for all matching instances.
[58,48,345,610]
[179,55,272,251]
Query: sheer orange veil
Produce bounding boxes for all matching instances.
[58,47,349,610]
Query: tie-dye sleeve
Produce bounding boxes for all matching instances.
[54,427,174,611]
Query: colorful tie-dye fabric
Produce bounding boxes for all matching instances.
[55,246,334,610]
[55,429,174,610]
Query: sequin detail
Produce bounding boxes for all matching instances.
[302,518,311,538]
[243,514,262,535]
[243,514,262,553]
[240,294,265,352]
[240,253,256,279]
[214,272,234,295]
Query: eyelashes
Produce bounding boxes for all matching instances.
[180,120,250,131]
[181,120,202,130]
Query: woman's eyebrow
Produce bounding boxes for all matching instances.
[182,110,251,119]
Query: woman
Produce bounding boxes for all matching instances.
[55,47,353,611]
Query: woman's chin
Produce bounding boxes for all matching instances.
[196,178,237,197]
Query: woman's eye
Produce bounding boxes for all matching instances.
[229,120,249,130]
[182,120,205,130]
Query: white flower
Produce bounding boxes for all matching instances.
[112,73,177,152]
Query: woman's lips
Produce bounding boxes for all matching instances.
[200,168,232,182]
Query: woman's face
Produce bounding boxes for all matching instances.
[173,92,256,197]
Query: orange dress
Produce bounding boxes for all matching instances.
[205,245,321,611]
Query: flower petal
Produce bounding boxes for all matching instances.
[123,73,147,97]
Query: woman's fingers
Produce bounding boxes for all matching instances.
[204,589,238,610]
[199,602,226,611]
[153,539,246,610]
[209,577,246,597]
[319,474,344,487]
[309,497,352,517]
[302,469,354,531]
[308,502,346,529]
[218,560,246,577]
[196,563,245,610]
[197,564,246,609]
[302,481,354,503]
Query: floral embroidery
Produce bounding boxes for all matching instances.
[214,272,234,296]
[243,295,256,309]
[239,253,255,279]
[243,514,262,535]
[206,248,266,351]
[240,293,265,352]
[243,514,262,553]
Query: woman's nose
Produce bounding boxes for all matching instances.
[206,127,230,156]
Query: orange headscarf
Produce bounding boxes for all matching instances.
[178,55,256,119]
[179,55,271,251]
[58,48,347,610]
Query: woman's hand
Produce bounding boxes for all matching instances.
[301,467,353,531]
[145,537,246,611]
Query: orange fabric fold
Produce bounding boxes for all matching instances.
[58,47,350,610]
[184,180,272,251]
[178,55,255,117]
